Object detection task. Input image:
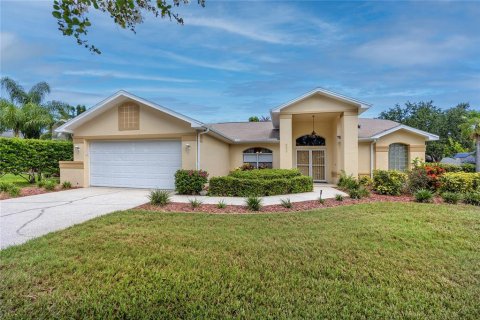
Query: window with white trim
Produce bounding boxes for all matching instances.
[243,147,273,169]
[118,103,139,131]
[389,143,408,171]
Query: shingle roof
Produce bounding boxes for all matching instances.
[208,122,279,142]
[357,118,399,139]
[208,119,403,142]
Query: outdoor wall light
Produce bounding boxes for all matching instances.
[185,143,191,150]
[74,145,80,153]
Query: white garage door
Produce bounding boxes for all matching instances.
[89,140,181,189]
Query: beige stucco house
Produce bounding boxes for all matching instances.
[56,88,438,189]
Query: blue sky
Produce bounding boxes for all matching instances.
[1,0,479,122]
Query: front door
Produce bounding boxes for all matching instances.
[296,149,326,182]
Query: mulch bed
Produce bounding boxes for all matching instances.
[136,193,446,214]
[0,187,78,200]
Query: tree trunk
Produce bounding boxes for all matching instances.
[476,136,480,173]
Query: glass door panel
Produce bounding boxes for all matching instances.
[296,150,310,176]
[312,150,326,181]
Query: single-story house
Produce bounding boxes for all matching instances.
[56,88,439,189]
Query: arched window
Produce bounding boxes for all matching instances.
[296,135,326,146]
[243,147,273,169]
[389,143,409,171]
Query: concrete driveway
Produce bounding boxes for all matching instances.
[0,187,149,249]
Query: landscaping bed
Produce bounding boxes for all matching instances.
[137,193,446,214]
[0,174,74,200]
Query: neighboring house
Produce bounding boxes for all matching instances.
[441,152,476,165]
[56,88,438,189]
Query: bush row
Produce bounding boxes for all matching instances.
[373,169,480,199]
[229,169,302,180]
[0,138,73,179]
[209,175,313,197]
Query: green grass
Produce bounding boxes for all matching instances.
[1,203,479,319]
[0,173,31,187]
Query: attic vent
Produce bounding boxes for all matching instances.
[118,103,139,131]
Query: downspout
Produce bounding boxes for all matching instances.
[370,139,377,178]
[196,127,210,170]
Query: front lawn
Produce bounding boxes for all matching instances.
[1,203,479,319]
[0,173,32,187]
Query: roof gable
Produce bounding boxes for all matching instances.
[270,88,372,128]
[55,90,204,133]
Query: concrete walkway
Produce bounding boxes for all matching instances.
[0,187,149,249]
[171,185,347,205]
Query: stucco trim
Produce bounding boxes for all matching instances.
[56,90,204,133]
[59,161,84,169]
[370,125,439,141]
[271,87,371,114]
[74,133,195,140]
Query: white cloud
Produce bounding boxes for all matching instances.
[62,70,195,83]
[186,17,290,44]
[0,32,46,65]
[354,34,471,66]
[156,50,252,72]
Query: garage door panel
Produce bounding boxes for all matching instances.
[89,140,181,189]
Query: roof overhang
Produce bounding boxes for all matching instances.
[362,125,440,141]
[55,90,205,133]
[270,87,372,128]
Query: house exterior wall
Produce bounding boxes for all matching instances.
[229,143,280,170]
[358,142,372,177]
[199,134,230,177]
[375,129,427,171]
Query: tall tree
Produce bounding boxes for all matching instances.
[460,111,480,172]
[378,101,474,161]
[52,0,205,54]
[0,77,53,138]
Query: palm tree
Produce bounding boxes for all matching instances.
[0,77,52,138]
[460,111,480,172]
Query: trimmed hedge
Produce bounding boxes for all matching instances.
[174,170,208,195]
[209,175,313,197]
[229,169,302,180]
[439,172,480,193]
[0,138,73,178]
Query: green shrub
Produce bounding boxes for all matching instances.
[229,169,301,180]
[61,181,72,189]
[338,171,359,190]
[432,163,475,173]
[349,186,370,199]
[335,194,344,201]
[245,196,262,211]
[149,190,171,206]
[43,180,57,191]
[464,192,480,206]
[280,198,293,208]
[407,167,431,193]
[440,172,480,193]
[174,170,208,195]
[318,197,325,204]
[216,200,227,209]
[441,192,462,204]
[8,185,21,197]
[37,180,46,188]
[0,182,20,197]
[373,170,407,196]
[0,181,14,193]
[414,189,433,203]
[189,198,203,209]
[359,176,372,187]
[0,138,73,180]
[209,175,312,197]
